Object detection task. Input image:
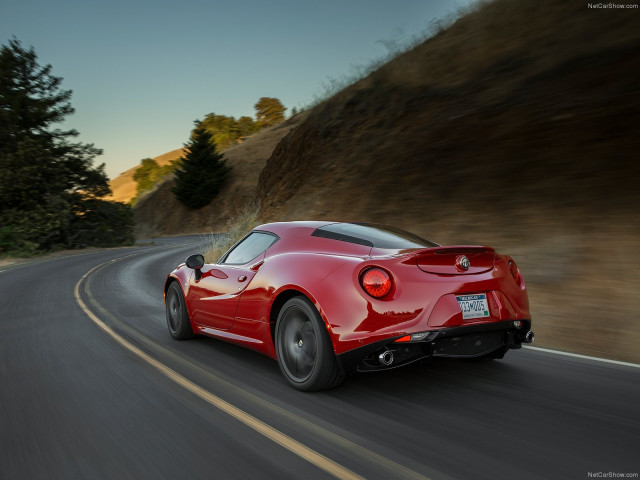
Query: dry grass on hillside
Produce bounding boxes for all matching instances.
[202,202,260,263]
[258,1,639,222]
[253,0,640,362]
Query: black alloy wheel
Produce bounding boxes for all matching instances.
[275,296,344,391]
[166,281,195,340]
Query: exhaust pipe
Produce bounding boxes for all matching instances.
[378,349,394,366]
[524,331,535,344]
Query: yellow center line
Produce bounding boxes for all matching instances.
[74,259,365,480]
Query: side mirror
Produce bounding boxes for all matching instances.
[185,254,205,270]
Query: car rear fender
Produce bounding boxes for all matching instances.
[259,253,364,353]
[267,287,321,348]
[268,284,352,358]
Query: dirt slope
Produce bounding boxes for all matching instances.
[131,0,640,362]
[106,148,184,203]
[133,115,306,236]
[258,0,639,224]
[253,0,640,362]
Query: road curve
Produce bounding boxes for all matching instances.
[1,237,639,480]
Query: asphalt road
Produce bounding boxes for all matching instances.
[1,237,639,480]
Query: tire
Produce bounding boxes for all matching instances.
[166,281,195,340]
[275,297,345,391]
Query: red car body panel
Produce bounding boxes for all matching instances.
[165,221,532,371]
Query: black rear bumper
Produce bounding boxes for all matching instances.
[337,320,532,373]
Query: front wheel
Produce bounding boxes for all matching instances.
[275,297,344,391]
[165,281,195,340]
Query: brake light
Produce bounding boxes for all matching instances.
[360,268,392,298]
[508,260,521,283]
[394,332,431,343]
[394,335,411,343]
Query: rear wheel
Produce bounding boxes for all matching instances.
[166,282,195,340]
[275,297,344,391]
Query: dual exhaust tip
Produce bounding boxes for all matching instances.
[377,330,534,366]
[378,349,394,366]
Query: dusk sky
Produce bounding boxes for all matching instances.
[2,0,472,179]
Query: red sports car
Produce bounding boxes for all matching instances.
[164,221,533,391]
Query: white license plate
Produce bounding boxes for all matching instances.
[456,294,490,320]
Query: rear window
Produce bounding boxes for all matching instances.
[312,223,438,249]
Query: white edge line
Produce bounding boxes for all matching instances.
[524,346,640,369]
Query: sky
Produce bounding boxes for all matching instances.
[1,0,472,179]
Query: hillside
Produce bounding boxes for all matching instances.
[258,1,639,224]
[106,148,184,203]
[133,115,306,236]
[133,0,640,362]
[254,0,640,362]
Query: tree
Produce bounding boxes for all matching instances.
[237,116,258,137]
[131,157,177,204]
[199,113,240,150]
[67,197,134,248]
[171,123,231,209]
[0,39,73,154]
[199,113,260,150]
[133,158,162,192]
[0,38,133,252]
[254,97,286,128]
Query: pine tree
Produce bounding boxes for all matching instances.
[0,38,133,252]
[172,124,231,209]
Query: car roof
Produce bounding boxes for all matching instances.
[253,221,336,237]
[253,221,439,251]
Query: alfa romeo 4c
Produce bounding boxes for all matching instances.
[164,221,533,391]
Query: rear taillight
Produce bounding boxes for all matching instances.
[360,268,392,298]
[508,260,522,284]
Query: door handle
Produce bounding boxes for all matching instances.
[250,260,264,272]
[238,275,247,282]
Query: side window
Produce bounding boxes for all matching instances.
[222,232,278,265]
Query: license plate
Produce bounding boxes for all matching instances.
[456,294,490,320]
